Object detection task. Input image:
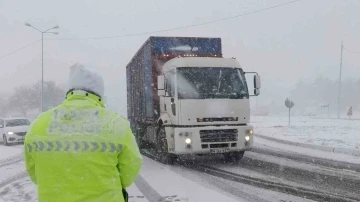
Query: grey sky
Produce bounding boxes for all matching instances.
[0,0,359,115]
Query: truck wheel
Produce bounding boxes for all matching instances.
[156,127,177,165]
[136,135,146,149]
[135,127,152,149]
[134,127,145,148]
[3,135,9,146]
[223,151,244,163]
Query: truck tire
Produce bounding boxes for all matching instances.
[136,135,147,149]
[135,126,151,149]
[223,151,244,163]
[156,127,177,165]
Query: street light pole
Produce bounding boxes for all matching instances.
[337,41,344,119]
[25,23,59,112]
[41,32,44,113]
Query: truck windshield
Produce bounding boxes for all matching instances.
[177,67,249,99]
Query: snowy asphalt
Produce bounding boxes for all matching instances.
[1,141,360,201]
[142,147,360,202]
[252,146,360,172]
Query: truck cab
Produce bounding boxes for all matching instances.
[156,57,260,161]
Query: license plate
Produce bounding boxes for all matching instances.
[18,137,25,141]
[210,148,229,154]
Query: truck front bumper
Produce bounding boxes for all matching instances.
[168,125,254,155]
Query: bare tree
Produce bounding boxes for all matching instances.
[290,76,360,115]
[8,86,34,117]
[7,81,66,116]
[31,81,66,111]
[0,97,11,117]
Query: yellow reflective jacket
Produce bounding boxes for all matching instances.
[24,90,143,202]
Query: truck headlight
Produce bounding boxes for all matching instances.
[7,132,14,135]
[246,129,254,135]
[245,135,250,142]
[185,138,192,144]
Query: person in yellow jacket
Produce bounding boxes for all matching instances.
[24,64,143,202]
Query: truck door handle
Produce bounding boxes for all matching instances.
[165,104,166,111]
[171,102,176,116]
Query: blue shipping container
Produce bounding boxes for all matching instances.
[127,36,222,125]
[151,37,222,55]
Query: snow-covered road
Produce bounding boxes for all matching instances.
[0,144,242,202]
[0,149,320,202]
[1,117,360,202]
[0,145,324,202]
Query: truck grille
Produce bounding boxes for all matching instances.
[16,132,26,136]
[199,129,238,143]
[197,117,238,122]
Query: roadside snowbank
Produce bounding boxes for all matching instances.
[255,136,360,164]
[135,156,241,202]
[252,116,360,150]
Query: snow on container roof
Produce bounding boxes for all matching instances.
[162,57,241,72]
[149,36,222,55]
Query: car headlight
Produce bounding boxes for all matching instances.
[245,135,250,141]
[7,132,14,135]
[185,138,192,144]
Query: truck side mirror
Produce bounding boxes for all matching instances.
[157,75,165,97]
[254,89,260,96]
[254,75,261,89]
[158,90,165,96]
[157,75,165,90]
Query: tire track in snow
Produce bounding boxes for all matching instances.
[135,175,163,202]
[0,160,28,190]
[0,154,24,168]
[238,153,360,190]
[191,164,359,202]
[252,147,360,172]
[191,152,360,201]
[0,171,28,189]
[0,178,36,202]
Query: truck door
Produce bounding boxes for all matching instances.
[165,70,177,124]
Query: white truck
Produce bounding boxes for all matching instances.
[126,36,260,163]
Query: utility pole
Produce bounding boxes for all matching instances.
[337,41,344,119]
[25,23,59,112]
[41,32,44,113]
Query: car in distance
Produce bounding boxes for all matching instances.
[1,117,31,146]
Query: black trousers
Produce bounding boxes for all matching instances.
[122,188,129,202]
